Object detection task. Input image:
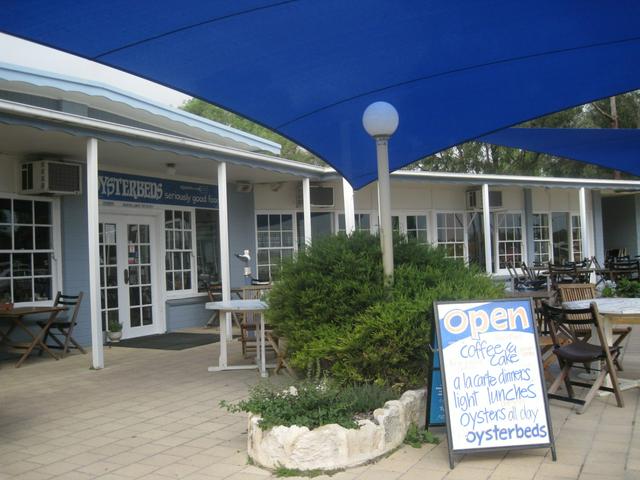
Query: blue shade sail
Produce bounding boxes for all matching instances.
[481,129,640,177]
[2,1,640,188]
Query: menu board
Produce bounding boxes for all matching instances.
[434,299,555,468]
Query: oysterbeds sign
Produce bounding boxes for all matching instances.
[98,171,218,209]
[434,299,555,468]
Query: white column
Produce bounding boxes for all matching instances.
[579,187,591,259]
[86,138,103,369]
[342,178,356,234]
[482,184,492,274]
[376,137,394,282]
[302,178,312,246]
[218,162,231,368]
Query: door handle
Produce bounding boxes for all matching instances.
[124,269,129,285]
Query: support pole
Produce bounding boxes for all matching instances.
[218,162,231,368]
[342,178,356,234]
[302,178,312,246]
[86,138,103,369]
[376,137,394,283]
[482,184,492,274]
[579,187,591,260]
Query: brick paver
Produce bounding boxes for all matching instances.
[1,328,638,479]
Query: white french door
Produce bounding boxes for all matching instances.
[99,214,161,339]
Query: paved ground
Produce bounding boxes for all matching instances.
[1,329,639,480]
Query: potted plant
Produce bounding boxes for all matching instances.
[107,319,123,342]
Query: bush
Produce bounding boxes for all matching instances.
[266,232,503,389]
[602,278,640,298]
[220,380,397,431]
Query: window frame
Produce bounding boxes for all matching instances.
[532,211,583,265]
[0,193,62,306]
[434,210,468,261]
[163,206,199,299]
[391,211,431,245]
[255,210,298,281]
[336,211,375,234]
[493,211,525,273]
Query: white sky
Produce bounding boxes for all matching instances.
[0,33,192,107]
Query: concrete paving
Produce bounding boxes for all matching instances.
[0,329,639,480]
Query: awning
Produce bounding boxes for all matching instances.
[2,2,640,188]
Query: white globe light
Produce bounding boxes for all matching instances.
[362,101,399,137]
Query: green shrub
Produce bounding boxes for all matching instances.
[266,232,503,389]
[403,423,440,448]
[220,380,397,431]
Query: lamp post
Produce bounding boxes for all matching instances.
[363,101,399,285]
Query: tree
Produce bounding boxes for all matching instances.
[181,99,325,165]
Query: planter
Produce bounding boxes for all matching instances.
[247,388,427,472]
[107,331,123,342]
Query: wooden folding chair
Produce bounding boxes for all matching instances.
[545,302,624,414]
[38,292,85,357]
[558,283,631,370]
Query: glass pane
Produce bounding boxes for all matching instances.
[0,279,9,302]
[165,252,172,270]
[552,212,570,263]
[34,202,51,225]
[107,288,118,309]
[138,224,149,243]
[165,230,174,249]
[282,231,294,247]
[165,210,173,229]
[183,211,191,229]
[173,271,183,290]
[418,230,427,244]
[183,252,191,270]
[140,265,151,285]
[281,214,293,230]
[13,278,32,302]
[173,252,182,270]
[257,215,268,231]
[338,214,345,231]
[183,231,192,250]
[174,230,183,249]
[140,245,150,264]
[128,225,138,244]
[13,200,32,224]
[129,266,139,285]
[0,253,9,277]
[183,272,191,290]
[174,211,183,230]
[0,225,11,249]
[407,216,416,230]
[107,245,117,265]
[104,224,116,244]
[196,209,219,292]
[141,286,152,305]
[257,249,268,264]
[108,310,119,326]
[35,226,51,250]
[270,232,281,247]
[101,289,105,309]
[0,199,10,224]
[106,267,118,287]
[417,216,426,229]
[130,287,140,306]
[257,232,269,248]
[12,253,31,277]
[130,308,141,327]
[33,253,50,275]
[166,272,174,290]
[142,306,153,326]
[269,214,280,229]
[34,277,51,301]
[14,226,33,250]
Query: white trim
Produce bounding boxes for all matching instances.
[218,162,232,346]
[302,178,312,246]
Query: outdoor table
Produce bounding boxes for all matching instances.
[205,299,269,378]
[0,306,66,367]
[563,297,640,391]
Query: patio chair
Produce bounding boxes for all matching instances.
[559,283,632,371]
[38,292,85,357]
[548,263,579,289]
[240,284,273,358]
[544,302,624,414]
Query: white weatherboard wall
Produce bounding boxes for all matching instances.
[0,155,18,193]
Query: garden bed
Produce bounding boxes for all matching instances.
[247,388,427,471]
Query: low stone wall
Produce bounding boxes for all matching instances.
[247,388,427,471]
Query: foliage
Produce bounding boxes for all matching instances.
[181,99,324,165]
[274,465,325,478]
[266,232,503,389]
[108,319,123,332]
[403,424,440,448]
[220,380,397,431]
[602,278,640,298]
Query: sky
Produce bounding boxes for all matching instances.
[0,33,192,107]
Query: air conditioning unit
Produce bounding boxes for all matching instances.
[20,160,82,195]
[466,189,503,210]
[296,183,334,208]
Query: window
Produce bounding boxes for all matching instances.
[338,213,371,233]
[436,213,465,259]
[296,212,333,251]
[0,198,55,304]
[195,209,220,292]
[495,213,523,270]
[165,210,193,292]
[405,215,428,244]
[532,213,551,264]
[551,212,570,263]
[257,214,294,280]
[571,215,583,261]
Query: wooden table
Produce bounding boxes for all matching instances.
[205,299,270,377]
[563,297,640,391]
[0,306,66,367]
